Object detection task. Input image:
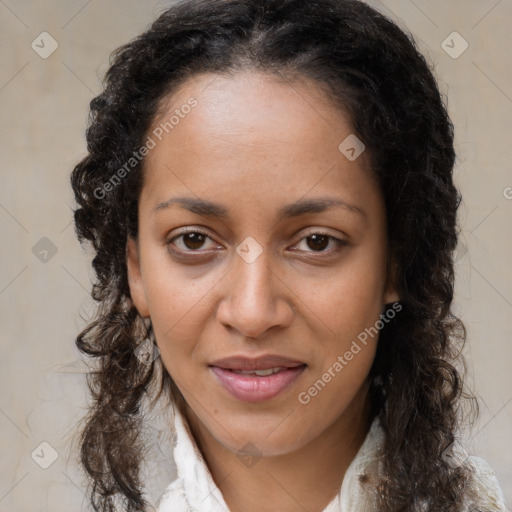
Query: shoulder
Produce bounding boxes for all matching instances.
[349,419,506,512]
[463,455,506,511]
[155,478,190,512]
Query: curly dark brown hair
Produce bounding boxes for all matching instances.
[70,0,479,510]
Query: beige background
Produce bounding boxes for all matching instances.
[0,1,510,510]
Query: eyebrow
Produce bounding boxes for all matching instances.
[153,196,366,219]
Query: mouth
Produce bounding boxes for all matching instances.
[209,355,307,402]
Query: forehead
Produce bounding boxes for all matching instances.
[140,70,379,218]
[150,70,354,156]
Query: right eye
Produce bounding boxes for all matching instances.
[166,229,221,253]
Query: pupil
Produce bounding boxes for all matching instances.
[308,234,328,251]
[184,233,205,250]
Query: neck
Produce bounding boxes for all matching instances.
[184,386,372,512]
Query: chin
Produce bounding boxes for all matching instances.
[206,406,316,455]
[222,427,309,458]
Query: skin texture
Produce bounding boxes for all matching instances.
[127,71,399,512]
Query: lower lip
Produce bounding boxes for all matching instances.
[210,365,306,402]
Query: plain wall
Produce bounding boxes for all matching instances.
[0,1,510,510]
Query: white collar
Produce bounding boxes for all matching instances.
[168,403,384,512]
[157,404,504,511]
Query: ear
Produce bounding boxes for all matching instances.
[383,256,400,305]
[126,236,150,317]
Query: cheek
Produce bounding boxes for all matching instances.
[139,251,217,372]
[141,241,218,325]
[292,248,387,346]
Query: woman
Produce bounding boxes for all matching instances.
[70,0,505,510]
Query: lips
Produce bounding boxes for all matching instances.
[210,354,305,371]
[209,354,307,402]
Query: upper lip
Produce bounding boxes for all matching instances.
[209,355,306,371]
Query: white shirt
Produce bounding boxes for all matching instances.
[156,405,505,511]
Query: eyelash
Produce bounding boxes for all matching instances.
[165,228,347,257]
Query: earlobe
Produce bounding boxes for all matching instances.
[383,257,400,305]
[384,287,400,305]
[126,236,150,317]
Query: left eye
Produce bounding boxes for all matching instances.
[294,233,344,252]
[166,230,345,254]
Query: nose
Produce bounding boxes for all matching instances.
[215,245,294,339]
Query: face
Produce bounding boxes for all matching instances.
[127,70,398,457]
